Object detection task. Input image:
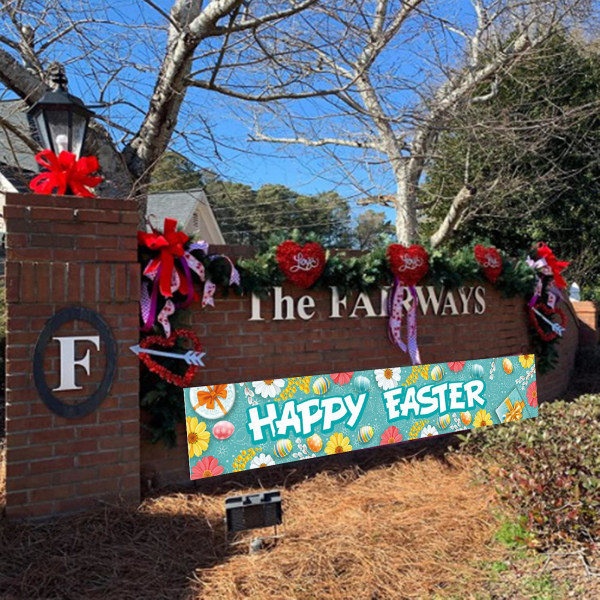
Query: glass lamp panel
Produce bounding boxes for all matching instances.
[70,112,88,158]
[47,110,71,155]
[33,111,52,151]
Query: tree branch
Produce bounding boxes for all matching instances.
[429,185,477,247]
[187,78,349,102]
[205,0,319,37]
[0,47,46,103]
[250,131,382,150]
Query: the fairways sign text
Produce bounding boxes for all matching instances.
[249,285,486,321]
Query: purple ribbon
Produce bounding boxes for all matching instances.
[387,278,421,365]
[139,240,242,331]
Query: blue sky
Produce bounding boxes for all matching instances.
[0,1,505,222]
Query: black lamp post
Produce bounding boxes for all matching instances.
[27,64,94,160]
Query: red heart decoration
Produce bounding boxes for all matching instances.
[387,244,429,286]
[139,328,202,387]
[276,240,326,288]
[474,244,503,283]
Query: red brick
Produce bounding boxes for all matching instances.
[29,456,75,474]
[120,211,139,224]
[78,423,121,438]
[77,209,120,223]
[5,491,29,507]
[54,497,97,513]
[3,204,30,219]
[77,478,119,496]
[30,484,76,503]
[54,467,98,485]
[30,206,75,221]
[97,463,132,478]
[77,450,120,467]
[10,471,55,491]
[97,249,137,263]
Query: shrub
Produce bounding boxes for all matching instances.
[457,395,600,548]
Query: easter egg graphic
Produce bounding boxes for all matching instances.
[354,375,371,393]
[502,358,513,374]
[358,425,374,443]
[471,363,484,379]
[431,365,444,381]
[189,384,235,420]
[274,439,293,458]
[212,420,235,440]
[460,411,472,426]
[312,376,330,395]
[307,434,323,453]
[437,414,451,430]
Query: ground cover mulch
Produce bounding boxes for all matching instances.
[0,453,502,600]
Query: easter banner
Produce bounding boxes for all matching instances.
[183,354,538,479]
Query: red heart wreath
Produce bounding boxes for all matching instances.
[139,328,202,386]
[276,240,326,288]
[528,302,566,342]
[387,244,429,286]
[474,244,503,283]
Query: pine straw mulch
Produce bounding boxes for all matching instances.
[0,450,503,600]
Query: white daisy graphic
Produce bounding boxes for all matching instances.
[252,379,285,398]
[374,368,401,390]
[420,425,439,438]
[249,453,276,469]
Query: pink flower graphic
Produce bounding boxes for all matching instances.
[380,426,403,445]
[191,456,224,479]
[526,381,538,408]
[447,361,466,373]
[330,372,354,385]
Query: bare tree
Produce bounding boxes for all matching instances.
[0,0,318,217]
[186,0,594,244]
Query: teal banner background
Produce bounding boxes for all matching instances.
[183,355,537,479]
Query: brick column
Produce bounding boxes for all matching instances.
[572,300,598,347]
[3,192,140,518]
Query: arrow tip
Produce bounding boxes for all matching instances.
[130,345,141,355]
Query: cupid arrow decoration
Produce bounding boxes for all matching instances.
[531,307,565,337]
[130,345,206,366]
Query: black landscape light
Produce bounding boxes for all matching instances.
[225,490,283,535]
[27,63,94,160]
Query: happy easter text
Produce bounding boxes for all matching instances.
[246,379,487,442]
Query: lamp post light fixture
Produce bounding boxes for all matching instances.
[27,63,94,160]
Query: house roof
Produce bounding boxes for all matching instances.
[0,100,38,173]
[147,188,225,244]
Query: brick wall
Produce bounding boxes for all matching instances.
[3,193,140,518]
[141,277,580,487]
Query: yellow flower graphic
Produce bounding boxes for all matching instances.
[186,417,210,458]
[324,433,352,455]
[473,409,493,427]
[518,354,535,369]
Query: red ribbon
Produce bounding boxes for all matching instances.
[29,150,103,198]
[138,218,190,298]
[536,242,569,289]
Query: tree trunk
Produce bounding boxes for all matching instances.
[393,173,419,244]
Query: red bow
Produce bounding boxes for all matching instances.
[536,242,569,289]
[29,150,103,198]
[138,218,190,298]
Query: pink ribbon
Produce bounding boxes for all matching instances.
[388,278,421,365]
[157,300,176,337]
